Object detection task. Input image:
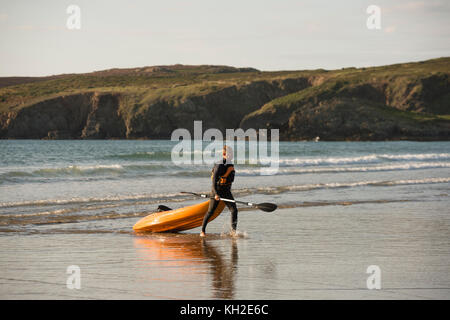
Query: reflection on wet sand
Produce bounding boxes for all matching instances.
[133,233,238,299]
[202,238,238,299]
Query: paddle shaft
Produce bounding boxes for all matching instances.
[181,192,276,211]
[181,191,269,208]
[181,191,277,212]
[195,192,255,206]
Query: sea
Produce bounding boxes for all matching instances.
[0,140,449,299]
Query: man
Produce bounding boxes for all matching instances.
[200,145,238,237]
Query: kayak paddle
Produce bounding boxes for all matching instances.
[181,191,277,212]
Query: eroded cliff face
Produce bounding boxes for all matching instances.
[0,93,126,139]
[0,64,448,141]
[281,98,449,141]
[124,77,312,138]
[1,93,93,139]
[81,93,126,139]
[240,78,450,141]
[0,77,312,139]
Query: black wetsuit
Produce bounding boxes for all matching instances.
[201,159,238,233]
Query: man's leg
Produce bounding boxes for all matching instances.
[201,197,219,234]
[223,190,238,232]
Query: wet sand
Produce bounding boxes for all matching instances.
[1,200,449,300]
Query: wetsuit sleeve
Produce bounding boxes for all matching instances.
[228,166,235,183]
[211,164,220,195]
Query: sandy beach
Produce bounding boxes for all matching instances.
[1,199,449,299]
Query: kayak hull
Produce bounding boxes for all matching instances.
[133,200,225,233]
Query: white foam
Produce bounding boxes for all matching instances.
[236,162,450,176]
[379,153,450,161]
[35,164,124,174]
[257,153,450,167]
[0,192,182,209]
[252,177,450,194]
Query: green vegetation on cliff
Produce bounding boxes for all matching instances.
[0,58,449,140]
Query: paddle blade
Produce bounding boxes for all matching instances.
[256,203,277,212]
[157,205,172,212]
[181,191,208,198]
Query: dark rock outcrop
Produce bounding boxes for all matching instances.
[125,78,311,138]
[0,92,127,139]
[1,94,93,139]
[240,80,450,141]
[81,93,126,139]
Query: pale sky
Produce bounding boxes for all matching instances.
[0,0,449,76]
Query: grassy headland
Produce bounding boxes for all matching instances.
[0,58,448,140]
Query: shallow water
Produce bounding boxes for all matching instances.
[0,140,449,299]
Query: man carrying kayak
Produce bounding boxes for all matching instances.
[200,145,238,237]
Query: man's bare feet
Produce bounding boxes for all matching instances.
[200,231,206,237]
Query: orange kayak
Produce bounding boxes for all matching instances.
[133,200,225,233]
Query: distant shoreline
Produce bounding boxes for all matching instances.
[1,58,449,141]
[1,137,449,142]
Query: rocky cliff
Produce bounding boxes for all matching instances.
[0,77,313,139]
[240,74,450,141]
[0,59,449,140]
[0,93,125,139]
